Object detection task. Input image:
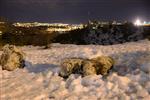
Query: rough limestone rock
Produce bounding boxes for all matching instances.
[82,60,101,76]
[59,56,114,78]
[59,58,84,78]
[91,56,115,75]
[0,44,25,71]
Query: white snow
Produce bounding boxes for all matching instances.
[1,39,150,100]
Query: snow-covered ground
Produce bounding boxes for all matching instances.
[1,40,150,100]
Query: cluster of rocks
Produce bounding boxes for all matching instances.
[59,56,114,78]
[0,45,114,79]
[83,21,148,45]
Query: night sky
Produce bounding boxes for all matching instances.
[0,0,149,23]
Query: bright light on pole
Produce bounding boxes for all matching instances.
[134,19,142,26]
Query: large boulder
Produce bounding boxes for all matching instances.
[59,56,114,78]
[0,44,25,71]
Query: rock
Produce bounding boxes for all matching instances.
[82,60,100,76]
[59,56,114,78]
[59,58,84,78]
[0,44,25,71]
[91,56,114,75]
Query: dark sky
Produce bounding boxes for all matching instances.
[0,0,149,23]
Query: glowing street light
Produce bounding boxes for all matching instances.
[134,19,142,26]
